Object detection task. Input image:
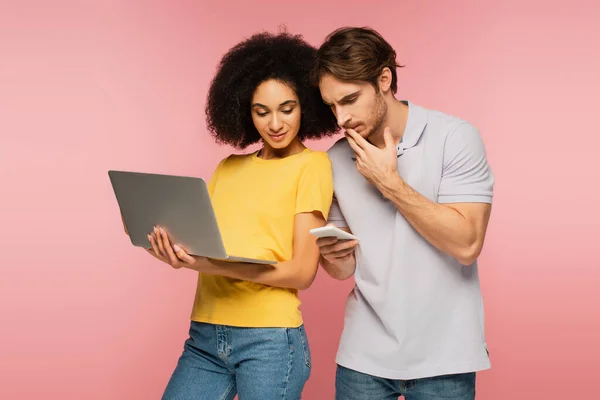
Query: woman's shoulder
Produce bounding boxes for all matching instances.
[301,148,331,165]
[218,152,254,167]
[296,148,332,178]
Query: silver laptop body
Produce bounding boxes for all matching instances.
[108,170,276,265]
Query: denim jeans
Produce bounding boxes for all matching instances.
[335,364,476,400]
[162,321,311,400]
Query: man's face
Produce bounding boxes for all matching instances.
[318,74,387,140]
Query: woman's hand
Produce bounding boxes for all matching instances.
[147,226,207,271]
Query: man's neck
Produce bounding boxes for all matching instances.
[369,98,409,149]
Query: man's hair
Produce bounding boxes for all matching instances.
[312,27,404,93]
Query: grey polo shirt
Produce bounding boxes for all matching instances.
[327,101,494,380]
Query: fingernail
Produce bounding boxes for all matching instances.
[173,244,180,251]
[147,234,152,241]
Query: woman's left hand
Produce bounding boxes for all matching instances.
[147,226,206,271]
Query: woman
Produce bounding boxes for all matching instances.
[148,31,338,399]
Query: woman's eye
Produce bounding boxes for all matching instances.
[281,108,294,114]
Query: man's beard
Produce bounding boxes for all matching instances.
[364,95,387,141]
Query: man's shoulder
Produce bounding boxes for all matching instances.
[327,137,351,160]
[419,103,478,137]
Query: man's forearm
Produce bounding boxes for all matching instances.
[377,174,480,265]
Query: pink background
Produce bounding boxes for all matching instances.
[1,0,599,398]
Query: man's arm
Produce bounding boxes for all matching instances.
[345,122,494,266]
[316,195,359,280]
[378,177,491,265]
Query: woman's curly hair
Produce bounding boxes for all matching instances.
[205,31,339,149]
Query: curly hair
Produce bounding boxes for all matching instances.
[205,31,339,149]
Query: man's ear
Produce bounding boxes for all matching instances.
[378,67,393,93]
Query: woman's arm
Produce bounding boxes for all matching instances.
[150,211,326,290]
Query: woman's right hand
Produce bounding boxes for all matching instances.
[146,225,208,272]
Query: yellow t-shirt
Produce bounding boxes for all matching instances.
[190,148,333,328]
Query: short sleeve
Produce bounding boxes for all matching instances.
[327,195,349,227]
[208,157,227,196]
[295,153,334,219]
[438,122,494,204]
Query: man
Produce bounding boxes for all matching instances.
[312,27,494,400]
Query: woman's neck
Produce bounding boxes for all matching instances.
[257,138,305,160]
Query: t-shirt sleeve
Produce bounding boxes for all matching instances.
[327,194,349,228]
[438,122,494,204]
[208,157,227,197]
[295,153,334,219]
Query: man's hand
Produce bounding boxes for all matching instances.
[316,230,359,264]
[345,127,398,187]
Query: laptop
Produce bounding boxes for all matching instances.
[108,170,276,265]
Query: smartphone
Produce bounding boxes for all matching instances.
[309,226,359,241]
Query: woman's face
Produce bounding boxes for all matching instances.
[251,79,302,151]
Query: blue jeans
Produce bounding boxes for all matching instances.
[162,321,311,400]
[336,365,476,400]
